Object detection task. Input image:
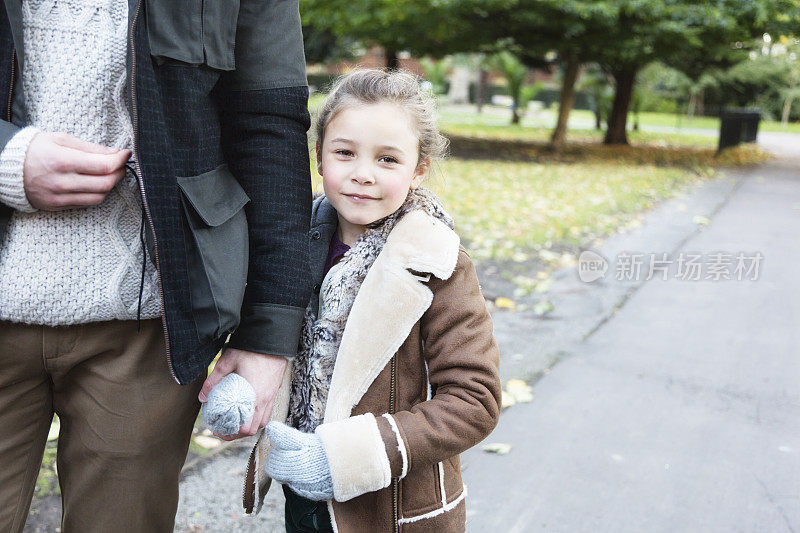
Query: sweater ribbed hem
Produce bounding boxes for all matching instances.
[0,126,40,213]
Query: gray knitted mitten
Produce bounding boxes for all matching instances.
[202,373,256,436]
[265,421,334,501]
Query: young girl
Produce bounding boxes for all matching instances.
[236,69,501,532]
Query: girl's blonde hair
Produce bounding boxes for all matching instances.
[316,69,449,168]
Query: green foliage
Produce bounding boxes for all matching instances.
[303,25,356,65]
[521,83,544,108]
[301,0,486,60]
[710,38,800,121]
[461,0,797,143]
[491,52,527,99]
[578,65,614,128]
[635,62,690,113]
[488,51,542,123]
[420,57,452,94]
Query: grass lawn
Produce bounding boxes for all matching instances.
[634,110,800,135]
[438,105,800,138]
[432,116,768,262]
[431,158,701,262]
[441,121,719,149]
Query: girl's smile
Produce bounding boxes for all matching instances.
[343,193,379,202]
[317,102,428,246]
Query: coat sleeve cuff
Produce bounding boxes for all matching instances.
[227,303,305,358]
[378,413,409,479]
[0,126,40,212]
[315,413,392,502]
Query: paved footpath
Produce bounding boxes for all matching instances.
[463,136,800,532]
[174,135,799,532]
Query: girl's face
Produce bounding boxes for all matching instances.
[317,102,428,246]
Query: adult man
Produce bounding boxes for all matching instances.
[0,1,312,532]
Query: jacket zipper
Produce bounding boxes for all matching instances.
[390,355,399,533]
[129,0,177,383]
[6,50,14,122]
[242,445,257,514]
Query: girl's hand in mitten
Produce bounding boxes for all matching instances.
[265,421,333,501]
[201,373,256,436]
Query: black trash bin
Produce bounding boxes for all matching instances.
[718,108,761,153]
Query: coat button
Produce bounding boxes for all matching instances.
[311,230,321,240]
[313,284,321,293]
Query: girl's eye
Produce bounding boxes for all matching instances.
[379,156,398,164]
[334,149,354,157]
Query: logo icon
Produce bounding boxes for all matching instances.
[578,250,608,283]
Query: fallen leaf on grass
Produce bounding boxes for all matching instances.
[534,277,554,293]
[559,253,577,268]
[494,297,517,311]
[501,392,516,409]
[193,435,222,450]
[538,249,560,263]
[482,443,512,455]
[533,299,554,316]
[505,379,534,403]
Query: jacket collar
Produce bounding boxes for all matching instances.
[4,0,23,73]
[310,194,458,279]
[309,195,338,312]
[322,207,460,423]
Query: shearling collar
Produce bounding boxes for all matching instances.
[309,192,459,282]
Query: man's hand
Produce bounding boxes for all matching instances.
[23,132,132,211]
[199,347,288,441]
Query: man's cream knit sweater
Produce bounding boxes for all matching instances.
[0,0,160,325]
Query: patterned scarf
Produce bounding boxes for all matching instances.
[288,188,454,433]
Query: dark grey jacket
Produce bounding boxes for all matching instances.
[308,195,338,313]
[0,0,313,385]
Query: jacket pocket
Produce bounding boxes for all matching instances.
[441,456,464,503]
[177,164,250,343]
[147,0,240,70]
[400,463,441,518]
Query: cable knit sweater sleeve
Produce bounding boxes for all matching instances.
[0,125,40,212]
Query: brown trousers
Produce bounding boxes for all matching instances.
[0,319,203,533]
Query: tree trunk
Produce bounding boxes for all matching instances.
[511,103,520,124]
[697,91,705,116]
[550,58,580,149]
[385,49,399,70]
[687,92,697,118]
[604,68,636,145]
[476,69,488,113]
[782,96,794,127]
[594,103,603,130]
